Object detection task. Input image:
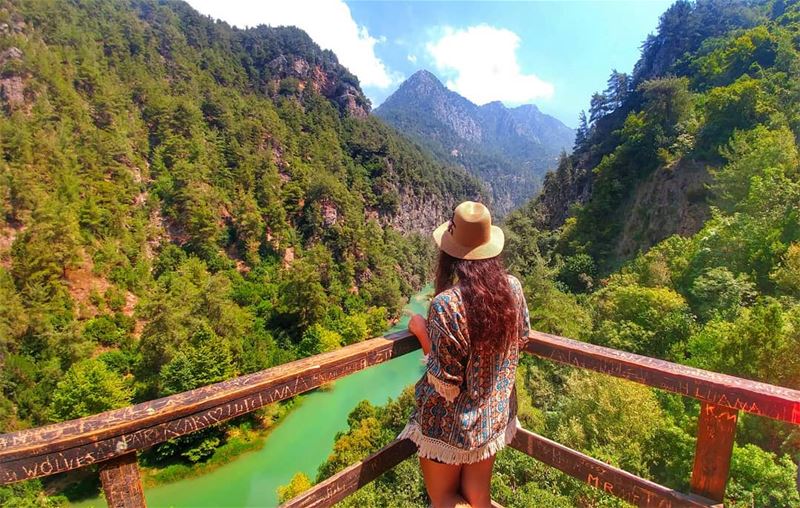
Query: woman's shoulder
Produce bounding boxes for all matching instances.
[431,287,460,305]
[430,287,464,315]
[506,274,523,291]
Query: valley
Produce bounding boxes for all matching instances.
[1,0,800,507]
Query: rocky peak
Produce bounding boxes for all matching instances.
[481,100,506,110]
[405,69,441,87]
[375,70,575,214]
[391,69,455,109]
[511,103,541,114]
[381,70,482,142]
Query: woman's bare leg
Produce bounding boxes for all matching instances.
[419,457,469,507]
[460,454,496,508]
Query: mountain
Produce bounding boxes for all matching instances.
[0,0,489,483]
[374,70,574,215]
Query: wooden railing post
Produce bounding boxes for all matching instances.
[98,452,146,508]
[690,402,738,502]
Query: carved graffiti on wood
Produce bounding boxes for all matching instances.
[690,402,738,502]
[510,428,719,508]
[526,331,800,425]
[0,333,420,484]
[98,452,145,508]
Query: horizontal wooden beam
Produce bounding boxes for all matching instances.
[279,438,416,508]
[509,428,720,508]
[0,332,420,485]
[526,331,800,425]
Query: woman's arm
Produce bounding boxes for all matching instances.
[408,313,431,355]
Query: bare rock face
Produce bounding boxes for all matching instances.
[377,187,457,235]
[0,220,23,269]
[282,246,295,268]
[0,47,29,111]
[320,199,339,226]
[266,54,370,118]
[0,75,26,109]
[0,19,27,36]
[338,91,368,119]
[0,47,23,64]
[615,159,711,258]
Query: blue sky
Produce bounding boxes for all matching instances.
[187,0,675,127]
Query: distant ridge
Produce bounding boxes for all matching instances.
[375,70,575,215]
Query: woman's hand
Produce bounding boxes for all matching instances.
[408,314,431,355]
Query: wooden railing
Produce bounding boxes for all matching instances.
[1,330,799,508]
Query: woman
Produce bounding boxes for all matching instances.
[400,201,530,508]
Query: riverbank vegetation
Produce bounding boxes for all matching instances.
[140,397,302,487]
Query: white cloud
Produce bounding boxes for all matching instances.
[426,25,554,105]
[186,0,398,89]
[407,54,418,64]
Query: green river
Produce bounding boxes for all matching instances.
[72,287,430,508]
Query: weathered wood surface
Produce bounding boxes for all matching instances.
[510,428,721,508]
[0,332,420,485]
[3,328,800,492]
[280,438,416,508]
[526,331,800,424]
[690,402,738,502]
[98,452,146,508]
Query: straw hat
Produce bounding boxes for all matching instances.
[433,201,504,260]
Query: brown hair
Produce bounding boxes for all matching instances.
[434,250,518,352]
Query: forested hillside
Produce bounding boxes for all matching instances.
[531,0,797,268]
[375,70,574,216]
[284,1,800,506]
[0,0,486,502]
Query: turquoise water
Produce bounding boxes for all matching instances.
[72,287,430,508]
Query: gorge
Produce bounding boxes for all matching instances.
[2,0,800,507]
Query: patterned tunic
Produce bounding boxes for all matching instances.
[399,275,531,464]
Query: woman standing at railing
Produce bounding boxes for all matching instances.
[401,201,530,508]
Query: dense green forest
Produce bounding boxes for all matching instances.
[0,0,485,503]
[3,0,800,506]
[281,1,800,507]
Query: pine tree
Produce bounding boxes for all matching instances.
[574,110,590,150]
[589,92,611,123]
[605,69,631,109]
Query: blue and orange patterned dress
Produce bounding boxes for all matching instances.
[399,275,531,464]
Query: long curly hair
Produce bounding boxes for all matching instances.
[434,250,518,352]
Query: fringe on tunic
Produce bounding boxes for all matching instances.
[399,417,520,465]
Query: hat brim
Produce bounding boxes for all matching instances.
[432,221,505,260]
